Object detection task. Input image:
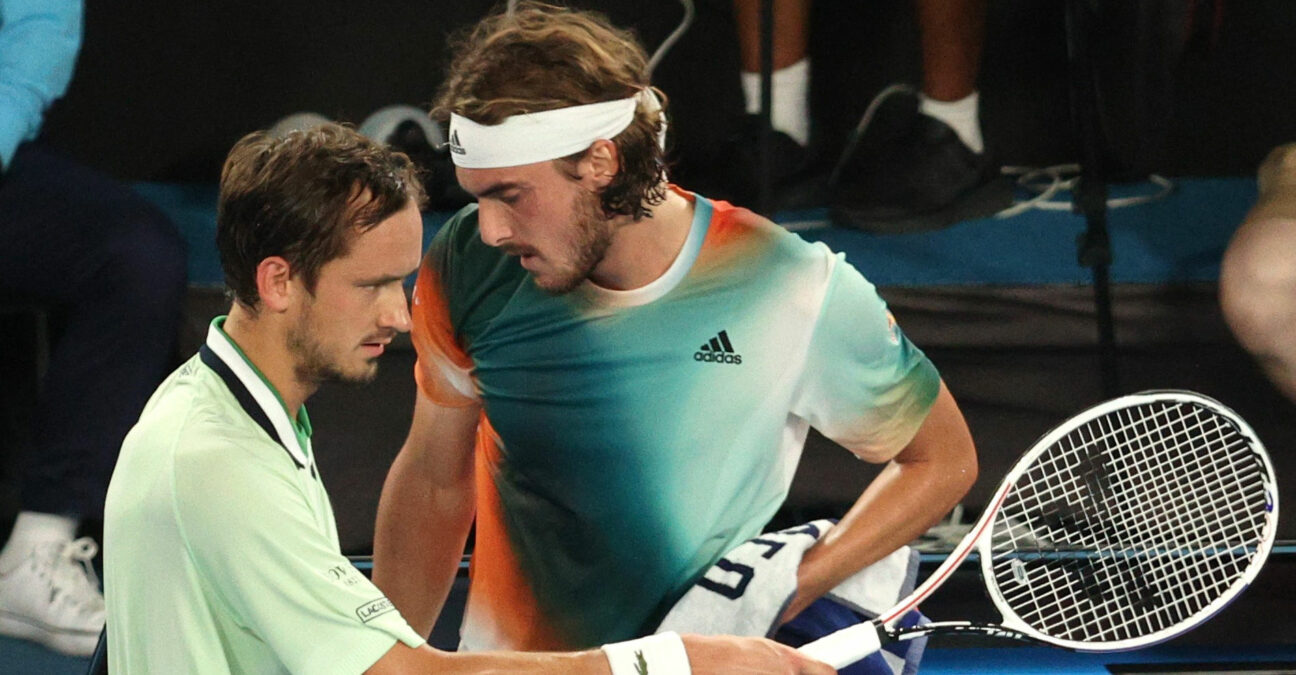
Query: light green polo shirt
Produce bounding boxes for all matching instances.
[104,317,425,674]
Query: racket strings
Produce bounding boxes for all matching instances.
[987,400,1270,644]
[1003,403,1266,640]
[1099,407,1265,568]
[1014,409,1263,641]
[1050,406,1264,638]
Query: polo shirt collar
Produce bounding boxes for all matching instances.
[199,317,313,470]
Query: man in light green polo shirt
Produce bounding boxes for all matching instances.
[103,124,830,674]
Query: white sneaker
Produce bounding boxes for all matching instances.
[0,536,105,656]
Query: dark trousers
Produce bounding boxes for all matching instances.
[0,143,186,519]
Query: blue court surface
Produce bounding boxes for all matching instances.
[0,635,88,675]
[129,175,1256,290]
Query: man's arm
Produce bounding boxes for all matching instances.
[372,394,836,675]
[782,381,977,620]
[367,633,835,675]
[0,0,82,169]
[372,392,480,637]
[1220,142,1296,401]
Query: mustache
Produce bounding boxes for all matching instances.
[362,331,398,344]
[500,244,540,257]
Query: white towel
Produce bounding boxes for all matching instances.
[656,520,917,638]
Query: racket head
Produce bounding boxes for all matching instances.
[976,390,1278,652]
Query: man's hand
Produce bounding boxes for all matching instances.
[682,635,835,675]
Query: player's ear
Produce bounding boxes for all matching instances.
[255,256,297,313]
[576,139,619,191]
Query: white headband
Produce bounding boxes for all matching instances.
[447,89,665,169]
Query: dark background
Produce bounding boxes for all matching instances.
[36,1,1296,187]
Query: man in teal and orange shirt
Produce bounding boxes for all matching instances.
[374,5,978,673]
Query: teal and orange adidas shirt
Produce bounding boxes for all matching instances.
[412,188,941,651]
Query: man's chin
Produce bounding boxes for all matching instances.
[307,362,380,387]
[530,268,588,295]
[345,362,381,385]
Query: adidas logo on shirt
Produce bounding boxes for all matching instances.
[694,330,742,365]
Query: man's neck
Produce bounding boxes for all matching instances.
[222,305,315,419]
[589,186,694,291]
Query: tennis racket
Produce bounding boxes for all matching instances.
[800,390,1279,669]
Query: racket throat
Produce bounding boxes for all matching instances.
[890,620,1048,647]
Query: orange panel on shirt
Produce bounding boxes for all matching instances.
[465,416,564,650]
[411,264,477,408]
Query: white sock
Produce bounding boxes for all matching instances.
[741,57,811,147]
[919,91,984,154]
[0,512,78,568]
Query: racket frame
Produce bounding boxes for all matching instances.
[974,390,1279,652]
[800,390,1279,667]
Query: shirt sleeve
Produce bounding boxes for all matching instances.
[0,0,81,169]
[789,254,941,463]
[172,436,426,674]
[411,234,479,407]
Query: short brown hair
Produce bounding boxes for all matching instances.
[217,123,426,308]
[432,1,668,220]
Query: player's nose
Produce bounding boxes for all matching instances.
[379,285,412,333]
[477,201,514,247]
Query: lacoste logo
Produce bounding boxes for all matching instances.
[694,330,742,364]
[355,597,396,623]
[448,130,465,155]
[635,649,649,674]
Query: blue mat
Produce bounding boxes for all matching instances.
[133,177,1256,290]
[0,636,88,675]
[787,177,1255,287]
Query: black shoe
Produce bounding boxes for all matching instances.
[829,93,1012,234]
[708,115,829,213]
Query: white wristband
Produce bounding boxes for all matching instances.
[601,632,692,675]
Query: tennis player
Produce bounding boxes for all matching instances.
[373,3,978,671]
[103,124,829,674]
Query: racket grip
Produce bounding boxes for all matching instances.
[797,622,883,670]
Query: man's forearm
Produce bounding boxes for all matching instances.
[372,633,834,674]
[372,446,475,637]
[786,383,977,618]
[793,445,973,604]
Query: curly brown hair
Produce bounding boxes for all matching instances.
[217,123,426,309]
[432,1,668,221]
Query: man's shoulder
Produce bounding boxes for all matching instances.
[112,355,281,515]
[692,192,840,282]
[701,193,831,253]
[126,355,280,463]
